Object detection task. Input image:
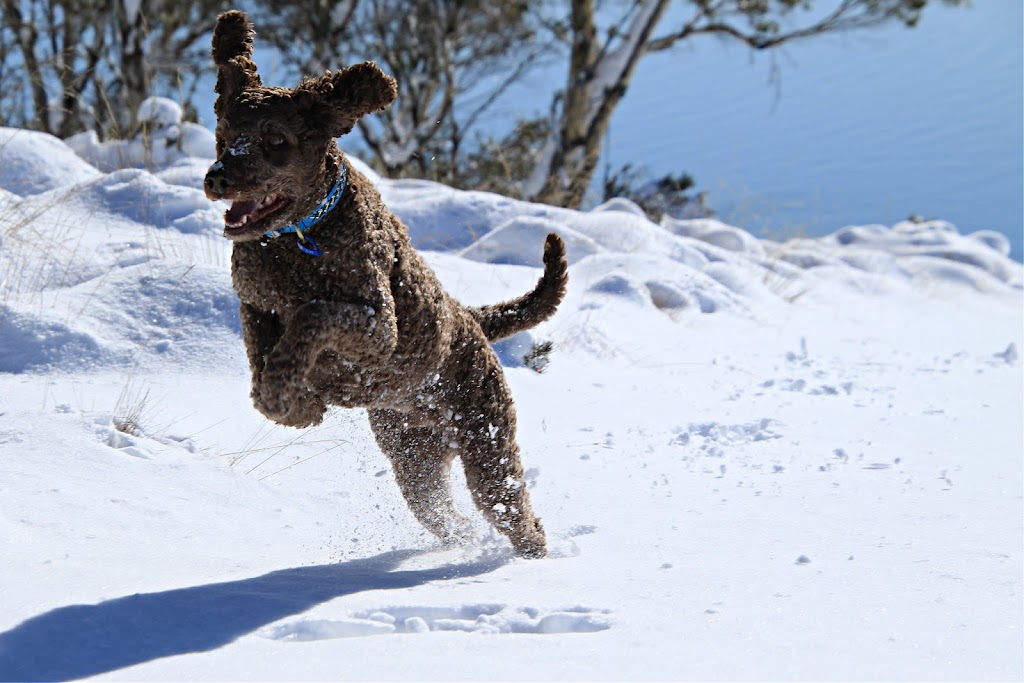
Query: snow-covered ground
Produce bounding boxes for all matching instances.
[0,113,1021,681]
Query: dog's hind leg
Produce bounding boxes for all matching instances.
[445,360,547,559]
[368,408,471,546]
[455,414,546,559]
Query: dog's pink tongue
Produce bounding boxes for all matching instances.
[226,199,258,225]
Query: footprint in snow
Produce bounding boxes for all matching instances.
[261,604,612,640]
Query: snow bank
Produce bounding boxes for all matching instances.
[0,128,100,196]
[458,218,602,266]
[0,126,229,373]
[0,302,107,372]
[381,179,573,251]
[67,97,216,172]
[448,198,1022,349]
[822,220,1022,287]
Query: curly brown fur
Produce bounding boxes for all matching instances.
[205,11,567,559]
[470,233,568,341]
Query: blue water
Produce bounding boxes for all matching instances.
[596,1,1023,260]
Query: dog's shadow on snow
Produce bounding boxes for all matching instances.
[0,548,507,681]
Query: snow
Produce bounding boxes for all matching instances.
[136,97,184,129]
[0,128,101,195]
[66,97,216,173]
[0,121,1021,681]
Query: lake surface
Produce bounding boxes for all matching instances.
[594,1,1023,260]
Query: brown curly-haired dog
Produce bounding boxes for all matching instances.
[203,11,568,558]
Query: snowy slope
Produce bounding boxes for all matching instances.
[0,120,1021,682]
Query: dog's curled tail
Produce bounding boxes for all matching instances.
[470,233,569,342]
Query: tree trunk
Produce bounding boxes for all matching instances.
[532,0,670,209]
[2,0,51,134]
[56,9,84,138]
[118,0,150,136]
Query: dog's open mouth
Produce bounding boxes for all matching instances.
[224,194,290,237]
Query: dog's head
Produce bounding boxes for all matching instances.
[204,10,397,241]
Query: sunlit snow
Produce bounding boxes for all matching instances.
[0,112,1020,681]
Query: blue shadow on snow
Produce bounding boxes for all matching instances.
[0,549,507,681]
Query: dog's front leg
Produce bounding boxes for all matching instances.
[257,298,398,424]
[240,303,326,428]
[240,302,281,384]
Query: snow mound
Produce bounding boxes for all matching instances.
[0,261,239,373]
[5,165,221,243]
[808,220,1022,288]
[156,157,216,190]
[563,209,711,269]
[663,216,767,257]
[0,127,101,196]
[82,168,220,234]
[459,218,600,266]
[577,253,745,317]
[137,96,185,128]
[0,303,108,372]
[439,198,1021,346]
[381,180,572,251]
[67,96,216,172]
[591,197,649,218]
[65,261,241,361]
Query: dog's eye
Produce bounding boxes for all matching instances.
[265,134,287,148]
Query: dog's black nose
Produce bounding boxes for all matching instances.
[204,162,232,199]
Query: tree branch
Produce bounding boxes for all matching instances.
[646,0,902,53]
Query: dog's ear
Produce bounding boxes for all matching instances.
[212,10,262,117]
[297,62,397,138]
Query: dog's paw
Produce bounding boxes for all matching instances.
[256,381,325,428]
[438,522,475,549]
[255,379,290,422]
[512,536,548,560]
[509,522,547,559]
[257,353,302,412]
[278,391,328,428]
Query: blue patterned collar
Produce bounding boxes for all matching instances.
[264,162,348,256]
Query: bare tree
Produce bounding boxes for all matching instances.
[0,0,222,138]
[251,0,358,74]
[1,0,105,136]
[526,0,968,209]
[258,0,549,184]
